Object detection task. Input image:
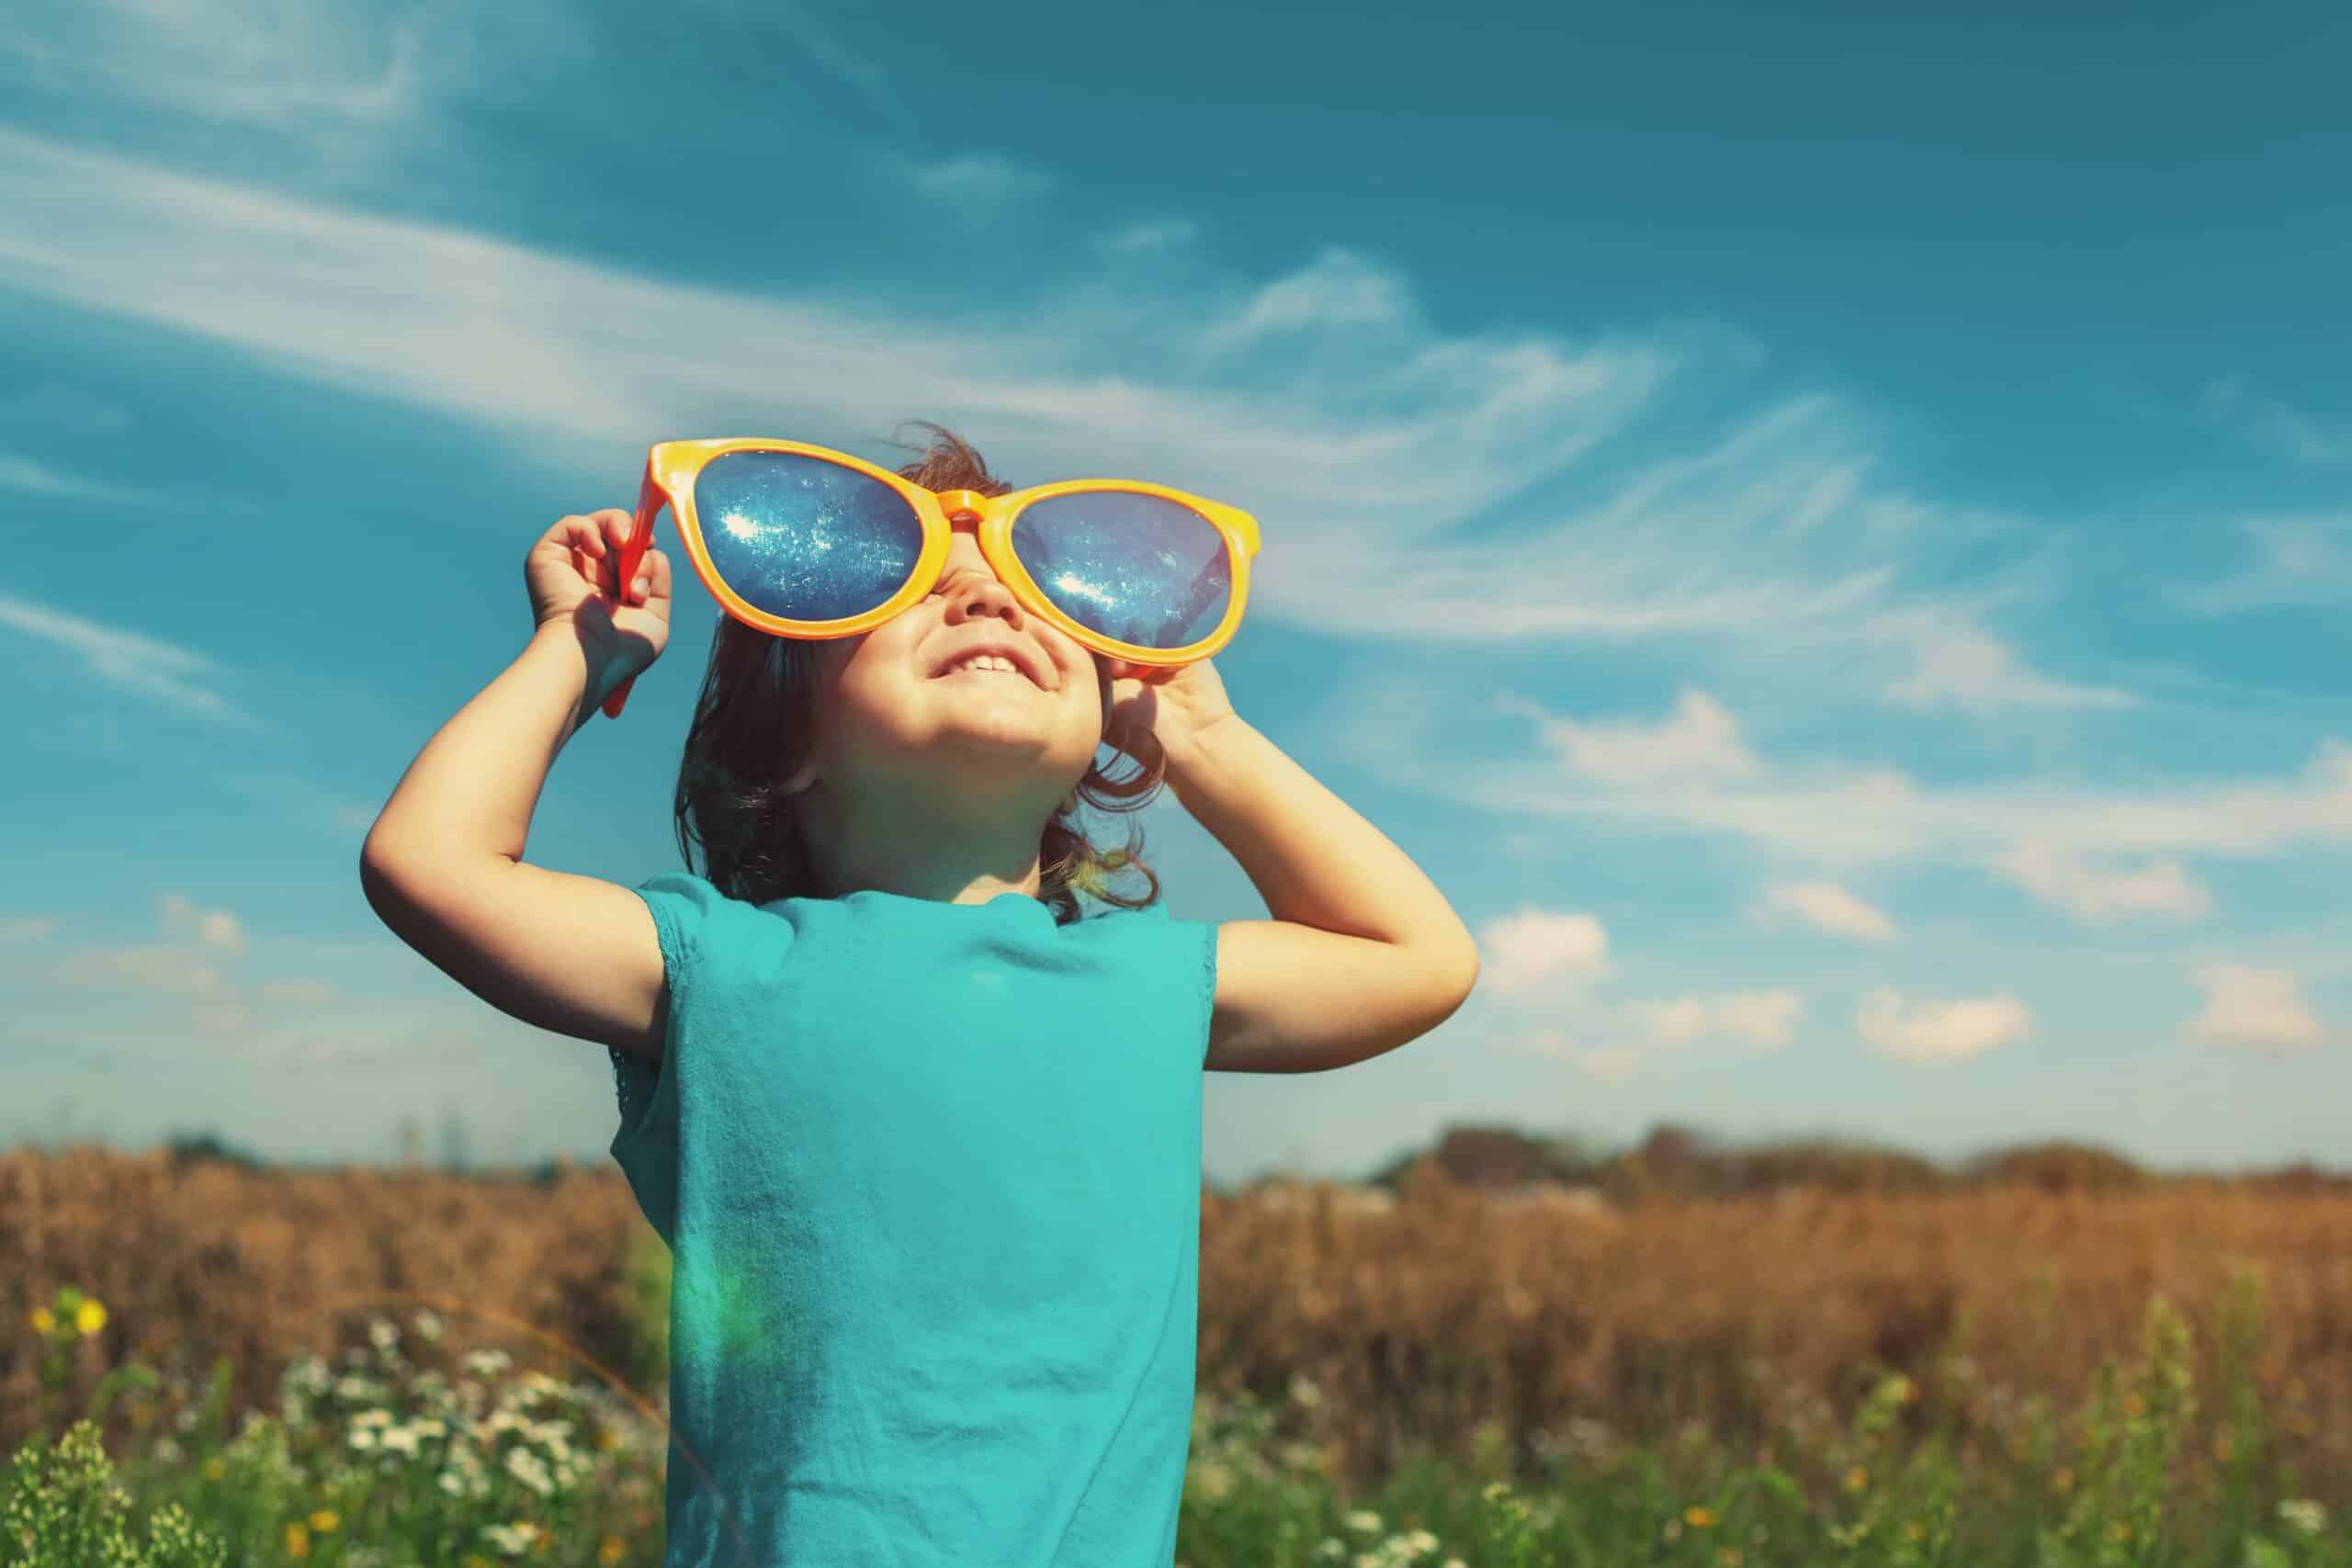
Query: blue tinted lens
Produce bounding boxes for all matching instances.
[690,451,924,624]
[1010,491,1232,650]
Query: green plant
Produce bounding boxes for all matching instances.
[1,1421,226,1568]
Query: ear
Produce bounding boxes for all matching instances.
[778,756,819,796]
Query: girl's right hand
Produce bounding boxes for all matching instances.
[526,510,672,687]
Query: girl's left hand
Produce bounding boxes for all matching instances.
[1106,656,1238,770]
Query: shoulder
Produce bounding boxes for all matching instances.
[1064,897,1220,1014]
[633,871,799,968]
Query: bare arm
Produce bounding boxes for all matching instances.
[360,511,674,1057]
[362,620,609,869]
[1164,716,1481,1073]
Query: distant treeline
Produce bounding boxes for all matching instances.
[1355,1122,2352,1200]
[113,1123,2352,1201]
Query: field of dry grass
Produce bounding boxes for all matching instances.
[7,1146,2348,1507]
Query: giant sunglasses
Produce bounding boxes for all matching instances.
[600,439,1261,719]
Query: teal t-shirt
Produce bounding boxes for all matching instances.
[606,871,1221,1567]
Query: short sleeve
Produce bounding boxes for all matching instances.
[608,870,729,1145]
[1190,919,1220,1067]
[1084,900,1221,1067]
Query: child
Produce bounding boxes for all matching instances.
[358,423,1482,1565]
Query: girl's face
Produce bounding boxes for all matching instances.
[797,528,1107,801]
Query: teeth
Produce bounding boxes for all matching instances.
[945,653,1021,676]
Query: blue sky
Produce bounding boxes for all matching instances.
[2,0,2346,1186]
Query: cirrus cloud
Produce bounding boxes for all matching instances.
[1750,880,1899,943]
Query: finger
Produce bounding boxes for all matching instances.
[629,547,668,604]
[560,515,604,558]
[593,507,634,551]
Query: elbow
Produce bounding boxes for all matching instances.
[359,836,431,928]
[1397,943,1479,1049]
[1432,937,1480,1005]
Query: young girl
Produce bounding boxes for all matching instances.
[359,423,1481,1565]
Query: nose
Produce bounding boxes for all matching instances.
[935,558,1023,625]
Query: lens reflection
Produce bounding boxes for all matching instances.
[1010,491,1231,650]
[692,452,924,622]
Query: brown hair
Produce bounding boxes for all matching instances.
[668,422,1168,924]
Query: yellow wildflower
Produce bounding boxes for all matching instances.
[309,1510,340,1533]
[599,1537,627,1565]
[1715,1549,1744,1566]
[1904,1520,1928,1541]
[29,1307,54,1335]
[75,1300,107,1337]
[283,1522,311,1560]
[203,1458,226,1482]
[1844,1467,1869,1493]
[2052,1467,2074,1493]
[1683,1506,1716,1529]
[2121,1393,2146,1419]
[596,1427,623,1450]
[2109,1521,2132,1543]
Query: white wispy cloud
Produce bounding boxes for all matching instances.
[1569,1045,1645,1084]
[1628,989,1803,1048]
[1436,731,2352,873]
[1502,1028,1645,1084]
[54,945,226,997]
[2183,963,2327,1053]
[1869,609,2134,713]
[6,0,899,140]
[160,892,246,951]
[2201,374,2352,468]
[1475,906,1611,998]
[1498,687,1761,781]
[1990,840,2212,925]
[1093,216,1199,255]
[0,917,58,942]
[0,127,2087,684]
[1202,246,1419,349]
[3,1,422,128]
[871,149,1056,204]
[0,592,268,727]
[0,453,259,512]
[1857,987,2032,1065]
[1750,881,1899,942]
[2173,514,2352,615]
[34,890,337,1042]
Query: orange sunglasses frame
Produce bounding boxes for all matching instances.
[601,438,1262,720]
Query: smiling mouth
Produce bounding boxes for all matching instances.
[933,653,1043,688]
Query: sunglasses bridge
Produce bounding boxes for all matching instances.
[933,488,990,527]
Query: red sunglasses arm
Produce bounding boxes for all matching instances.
[599,459,663,720]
